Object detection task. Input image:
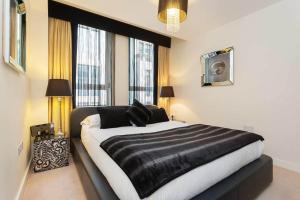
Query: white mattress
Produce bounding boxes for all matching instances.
[81,121,264,200]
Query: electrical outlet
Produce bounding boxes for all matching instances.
[18,141,23,156]
[243,126,254,132]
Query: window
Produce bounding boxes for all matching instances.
[129,38,155,105]
[75,24,114,107]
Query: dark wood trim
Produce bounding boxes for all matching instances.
[128,38,131,104]
[71,23,78,108]
[48,0,171,48]
[153,44,159,105]
[128,40,159,105]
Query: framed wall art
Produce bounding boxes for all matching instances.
[3,0,26,73]
[201,47,234,86]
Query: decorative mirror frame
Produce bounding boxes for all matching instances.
[201,47,234,87]
[3,0,26,73]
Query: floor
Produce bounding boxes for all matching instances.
[21,157,87,200]
[21,157,300,200]
[256,166,300,200]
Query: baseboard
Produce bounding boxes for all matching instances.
[14,160,31,200]
[273,158,300,174]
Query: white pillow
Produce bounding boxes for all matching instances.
[80,114,101,128]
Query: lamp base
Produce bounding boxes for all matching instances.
[56,130,64,138]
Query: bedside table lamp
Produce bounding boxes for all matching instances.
[160,86,175,120]
[46,79,72,137]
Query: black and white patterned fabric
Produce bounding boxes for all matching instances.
[32,137,70,172]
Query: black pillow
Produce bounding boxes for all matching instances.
[145,105,159,110]
[126,106,149,127]
[148,108,169,124]
[97,106,131,129]
[132,99,153,121]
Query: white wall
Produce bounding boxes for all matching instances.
[0,1,30,200]
[26,0,49,125]
[170,0,300,173]
[115,35,129,105]
[0,0,48,199]
[0,50,31,200]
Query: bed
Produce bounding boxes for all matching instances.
[70,107,273,200]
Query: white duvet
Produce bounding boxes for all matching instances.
[81,121,264,200]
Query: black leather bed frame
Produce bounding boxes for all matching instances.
[70,107,273,200]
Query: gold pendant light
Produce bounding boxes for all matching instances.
[158,0,188,33]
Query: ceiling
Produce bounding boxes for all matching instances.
[58,0,283,40]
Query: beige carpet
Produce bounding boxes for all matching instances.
[21,157,87,200]
[256,166,300,200]
[21,157,300,200]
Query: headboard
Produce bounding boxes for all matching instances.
[70,107,100,138]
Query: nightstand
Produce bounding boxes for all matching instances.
[32,136,70,172]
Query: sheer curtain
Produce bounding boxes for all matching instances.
[75,24,115,107]
[129,38,155,105]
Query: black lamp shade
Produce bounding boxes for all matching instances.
[46,79,72,97]
[160,86,175,98]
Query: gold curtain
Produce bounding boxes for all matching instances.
[157,46,170,115]
[48,18,72,137]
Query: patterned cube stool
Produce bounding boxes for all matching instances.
[32,136,70,172]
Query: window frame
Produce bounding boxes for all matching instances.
[72,24,114,108]
[128,38,158,105]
